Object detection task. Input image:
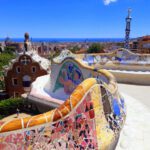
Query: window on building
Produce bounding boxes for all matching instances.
[14,92,19,97]
[16,66,21,73]
[32,66,36,73]
[20,56,31,65]
[12,78,18,86]
[22,75,31,87]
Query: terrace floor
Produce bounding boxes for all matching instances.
[118,83,150,109]
[116,84,150,150]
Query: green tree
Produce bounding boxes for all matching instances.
[0,47,3,53]
[0,71,5,90]
[88,43,104,53]
[70,45,80,53]
[4,46,16,54]
[0,80,5,90]
[0,53,15,71]
[0,49,15,90]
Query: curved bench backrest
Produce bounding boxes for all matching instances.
[0,77,125,150]
[49,58,110,98]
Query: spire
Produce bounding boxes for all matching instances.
[124,9,132,50]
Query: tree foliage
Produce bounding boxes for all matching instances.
[0,47,16,90]
[4,46,16,54]
[0,52,15,71]
[70,45,80,53]
[0,47,3,53]
[88,43,104,53]
[0,71,5,90]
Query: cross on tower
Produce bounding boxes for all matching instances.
[128,8,132,18]
[21,56,31,65]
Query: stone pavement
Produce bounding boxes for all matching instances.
[118,84,150,109]
[116,93,150,150]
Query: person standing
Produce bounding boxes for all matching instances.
[16,108,20,118]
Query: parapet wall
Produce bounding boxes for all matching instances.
[99,62,150,71]
[78,48,150,85]
[80,48,150,70]
[109,70,150,85]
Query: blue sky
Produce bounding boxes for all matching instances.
[0,0,149,38]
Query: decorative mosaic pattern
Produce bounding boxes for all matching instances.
[53,61,84,94]
[82,48,150,65]
[0,81,125,150]
[0,56,126,149]
[0,87,97,149]
[53,49,74,63]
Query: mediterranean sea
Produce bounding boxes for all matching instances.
[0,38,124,43]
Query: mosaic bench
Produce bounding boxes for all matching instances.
[0,57,126,150]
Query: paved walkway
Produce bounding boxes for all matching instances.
[116,87,150,150]
[118,84,150,109]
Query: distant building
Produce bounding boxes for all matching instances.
[4,52,50,97]
[37,43,51,58]
[5,42,24,53]
[130,35,150,53]
[4,37,24,53]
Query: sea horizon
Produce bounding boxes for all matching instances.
[0,38,125,43]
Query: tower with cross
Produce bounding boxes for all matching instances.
[124,9,132,49]
[24,32,31,52]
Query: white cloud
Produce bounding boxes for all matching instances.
[104,0,117,5]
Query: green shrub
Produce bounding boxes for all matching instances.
[0,71,5,90]
[0,98,24,116]
[4,46,16,54]
[0,115,4,120]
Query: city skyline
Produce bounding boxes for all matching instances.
[0,0,149,38]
